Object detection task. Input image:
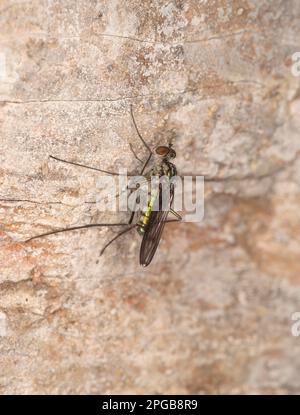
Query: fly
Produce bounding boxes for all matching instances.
[25,106,182,267]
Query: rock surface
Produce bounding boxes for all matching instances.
[1,0,300,394]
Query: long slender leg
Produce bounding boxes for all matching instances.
[178,174,239,183]
[148,212,182,226]
[51,107,152,177]
[130,105,153,176]
[129,106,154,225]
[129,143,143,164]
[46,108,154,236]
[52,105,154,177]
[162,210,183,224]
[140,152,152,175]
[25,222,129,243]
[169,209,182,220]
[130,105,152,154]
[164,218,182,223]
[100,224,136,256]
[49,155,136,176]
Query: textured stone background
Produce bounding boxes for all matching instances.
[1,0,300,394]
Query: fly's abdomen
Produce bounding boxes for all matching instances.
[136,163,176,236]
[137,192,156,235]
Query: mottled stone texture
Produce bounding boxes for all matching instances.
[1,0,300,395]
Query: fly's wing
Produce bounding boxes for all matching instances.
[139,183,174,267]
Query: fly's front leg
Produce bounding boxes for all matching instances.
[50,107,153,180]
[130,105,154,175]
[129,143,143,164]
[49,155,137,177]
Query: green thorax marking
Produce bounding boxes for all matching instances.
[136,161,177,235]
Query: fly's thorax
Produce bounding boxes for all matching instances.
[162,160,177,178]
[147,160,176,178]
[141,162,177,210]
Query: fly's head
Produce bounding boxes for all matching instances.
[155,144,176,161]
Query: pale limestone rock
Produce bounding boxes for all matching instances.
[1,0,300,394]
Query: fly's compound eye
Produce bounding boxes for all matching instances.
[155,146,170,156]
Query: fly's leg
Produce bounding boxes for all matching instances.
[48,155,132,176]
[25,221,137,259]
[51,106,152,176]
[169,209,182,221]
[130,104,152,155]
[129,143,143,164]
[25,178,148,242]
[24,222,129,243]
[130,105,153,175]
[161,210,183,224]
[30,107,155,245]
[49,106,153,181]
[164,219,182,224]
[99,224,137,256]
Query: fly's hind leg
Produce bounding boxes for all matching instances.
[99,224,137,257]
[24,222,130,243]
[162,209,183,224]
[169,209,182,221]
